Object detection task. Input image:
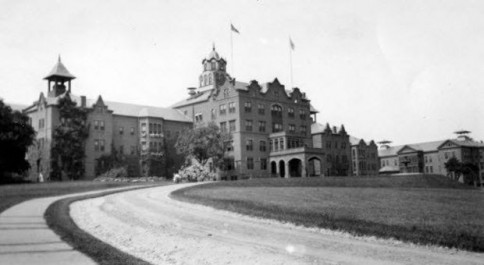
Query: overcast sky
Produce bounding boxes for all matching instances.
[1,0,483,145]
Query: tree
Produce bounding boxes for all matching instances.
[445,157,461,181]
[175,122,229,167]
[0,100,35,179]
[51,94,89,180]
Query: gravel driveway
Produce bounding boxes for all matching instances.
[70,183,484,265]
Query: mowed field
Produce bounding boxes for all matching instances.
[0,181,150,214]
[171,175,484,252]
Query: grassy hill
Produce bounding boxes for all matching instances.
[171,174,483,252]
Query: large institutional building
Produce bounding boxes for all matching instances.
[21,47,378,180]
[378,134,484,183]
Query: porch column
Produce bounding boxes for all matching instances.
[285,160,290,178]
[302,160,307,177]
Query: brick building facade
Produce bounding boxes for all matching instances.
[24,57,192,180]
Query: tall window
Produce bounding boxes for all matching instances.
[219,104,227,115]
[244,101,252,112]
[94,120,99,130]
[260,158,267,170]
[229,120,236,132]
[246,139,253,151]
[100,139,105,151]
[289,124,295,133]
[100,121,105,130]
[225,140,234,152]
[245,120,253,131]
[280,138,284,150]
[271,105,282,117]
[119,126,124,135]
[299,109,306,120]
[258,121,266,132]
[220,122,227,133]
[94,140,99,151]
[247,157,254,170]
[130,127,135,135]
[272,122,283,132]
[288,108,295,118]
[300,125,307,135]
[259,141,266,152]
[229,102,236,113]
[258,104,265,115]
[195,113,203,123]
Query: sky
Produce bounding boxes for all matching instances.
[1,0,483,145]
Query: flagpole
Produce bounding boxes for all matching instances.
[231,24,234,75]
[289,38,293,89]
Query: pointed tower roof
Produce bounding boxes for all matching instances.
[324,123,332,133]
[338,124,347,135]
[44,55,76,80]
[207,44,221,60]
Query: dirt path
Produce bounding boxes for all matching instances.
[70,184,484,265]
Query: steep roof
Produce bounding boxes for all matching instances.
[26,92,190,122]
[44,56,76,80]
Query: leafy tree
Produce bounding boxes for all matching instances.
[461,162,480,187]
[0,100,35,179]
[175,122,230,167]
[51,94,89,180]
[444,157,461,181]
[95,144,127,176]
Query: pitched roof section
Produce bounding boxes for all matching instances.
[170,90,212,108]
[379,140,447,157]
[44,56,76,80]
[29,93,190,122]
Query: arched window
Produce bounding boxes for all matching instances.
[211,62,215,70]
[271,104,283,117]
[209,75,213,85]
[203,75,207,86]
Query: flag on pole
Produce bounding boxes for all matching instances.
[231,24,240,34]
[289,37,295,50]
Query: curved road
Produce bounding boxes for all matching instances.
[71,184,484,265]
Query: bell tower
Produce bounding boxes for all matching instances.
[44,56,76,97]
[199,44,227,91]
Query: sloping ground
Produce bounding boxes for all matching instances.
[177,174,473,189]
[0,181,145,214]
[171,175,483,251]
[71,184,484,264]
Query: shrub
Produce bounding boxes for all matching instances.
[97,167,128,179]
[176,164,216,183]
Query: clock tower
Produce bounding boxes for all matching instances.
[199,44,228,91]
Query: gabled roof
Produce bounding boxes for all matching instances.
[379,140,446,157]
[438,139,484,149]
[397,145,420,154]
[44,56,76,80]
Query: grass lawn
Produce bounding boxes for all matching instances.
[0,181,152,214]
[171,174,484,252]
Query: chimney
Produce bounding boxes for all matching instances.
[81,96,86,108]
